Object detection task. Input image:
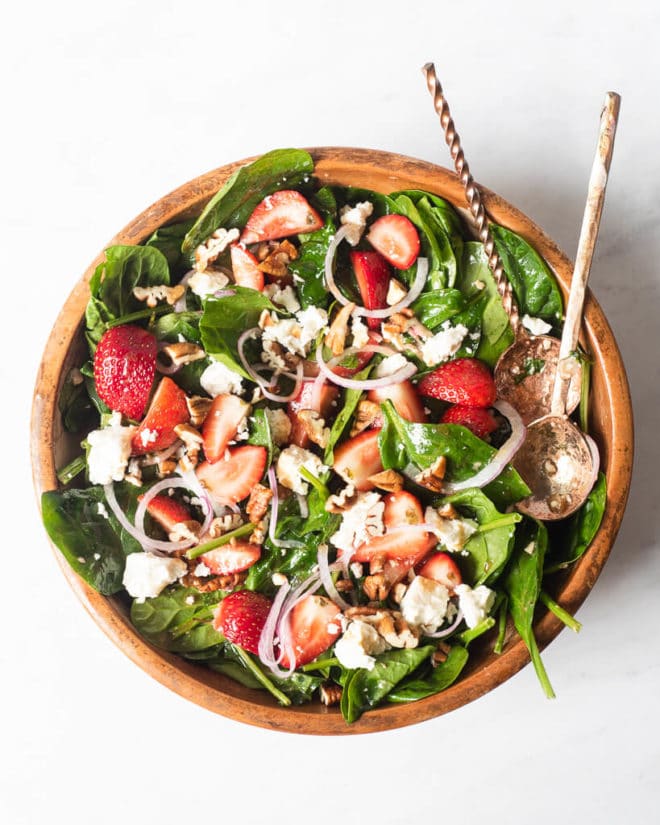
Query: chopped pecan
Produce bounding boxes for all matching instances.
[432,641,452,665]
[297,409,330,448]
[344,605,379,619]
[181,570,246,592]
[249,521,266,545]
[368,552,387,575]
[325,302,356,356]
[186,395,213,428]
[160,342,206,368]
[157,457,178,477]
[194,227,240,271]
[174,423,204,447]
[133,284,185,308]
[386,278,408,306]
[334,578,354,593]
[415,455,447,493]
[246,484,273,524]
[391,582,408,604]
[208,514,244,538]
[372,611,419,649]
[363,572,389,601]
[367,469,403,493]
[319,683,343,707]
[257,240,298,278]
[168,520,202,543]
[350,400,381,436]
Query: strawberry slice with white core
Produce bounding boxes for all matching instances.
[383,490,425,528]
[366,214,420,270]
[279,594,342,669]
[350,250,390,330]
[131,376,189,455]
[201,541,261,576]
[230,244,264,291]
[240,190,323,244]
[333,428,383,491]
[202,394,251,463]
[368,380,426,424]
[417,552,463,593]
[196,445,267,505]
[354,490,435,563]
[140,493,193,534]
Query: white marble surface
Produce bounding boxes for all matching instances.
[3,1,659,822]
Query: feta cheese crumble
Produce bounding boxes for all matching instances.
[454,584,496,629]
[351,316,370,348]
[276,445,328,495]
[264,408,292,446]
[424,506,477,553]
[400,575,450,633]
[329,492,385,553]
[188,269,230,299]
[339,201,374,246]
[386,278,408,306]
[263,283,301,314]
[334,619,389,670]
[122,553,188,602]
[419,321,469,367]
[522,314,552,336]
[374,353,409,378]
[200,360,244,397]
[87,412,136,486]
[261,307,328,358]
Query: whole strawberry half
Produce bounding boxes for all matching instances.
[94,325,157,419]
[441,405,498,440]
[214,590,273,655]
[417,358,496,408]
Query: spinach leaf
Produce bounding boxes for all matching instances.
[411,288,466,330]
[246,407,274,471]
[208,659,263,689]
[491,225,563,324]
[199,288,277,378]
[390,190,466,245]
[85,245,171,346]
[244,530,319,594]
[154,309,202,344]
[41,483,142,595]
[545,472,606,573]
[323,365,372,463]
[58,370,97,433]
[442,488,521,585]
[458,241,514,367]
[340,646,435,723]
[387,645,469,703]
[131,586,224,654]
[378,401,530,508]
[146,219,195,276]
[289,217,336,309]
[503,518,555,698]
[416,196,460,287]
[182,148,314,252]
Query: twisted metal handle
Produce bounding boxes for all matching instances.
[422,62,519,332]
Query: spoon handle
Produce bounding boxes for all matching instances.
[551,91,621,415]
[422,62,520,333]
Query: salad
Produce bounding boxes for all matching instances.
[43,148,606,723]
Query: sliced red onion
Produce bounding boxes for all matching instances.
[213,288,236,299]
[424,607,464,639]
[309,372,326,413]
[316,343,416,390]
[267,467,304,549]
[323,226,429,319]
[273,571,323,678]
[104,482,193,554]
[237,327,304,402]
[134,476,213,548]
[258,580,291,672]
[317,544,350,610]
[441,399,527,493]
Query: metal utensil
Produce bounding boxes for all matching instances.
[514,91,620,519]
[421,62,580,425]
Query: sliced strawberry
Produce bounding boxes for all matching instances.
[417,552,463,593]
[202,540,261,576]
[139,493,192,534]
[383,490,425,528]
[366,214,420,270]
[196,445,267,505]
[230,243,264,291]
[354,490,435,563]
[279,594,342,669]
[131,377,189,455]
[240,190,323,244]
[368,380,426,424]
[288,381,339,448]
[331,331,379,377]
[440,405,497,440]
[350,250,390,330]
[213,590,272,655]
[94,325,157,419]
[202,394,251,463]
[417,358,497,408]
[333,428,383,491]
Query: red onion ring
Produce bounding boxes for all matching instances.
[237,327,304,402]
[267,467,304,549]
[258,580,291,672]
[296,493,309,519]
[317,544,350,611]
[316,343,416,390]
[309,372,326,413]
[424,607,464,639]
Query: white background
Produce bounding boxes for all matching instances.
[3,1,659,822]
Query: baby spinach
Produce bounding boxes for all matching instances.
[491,225,563,324]
[146,219,195,276]
[182,148,314,253]
[412,288,466,330]
[41,483,142,595]
[58,371,97,434]
[386,645,469,703]
[247,407,274,471]
[442,488,522,585]
[131,586,224,654]
[391,194,449,289]
[340,646,435,723]
[545,472,606,573]
[154,309,202,344]
[323,365,373,463]
[503,518,555,698]
[289,217,337,309]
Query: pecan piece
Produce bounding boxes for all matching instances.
[186,395,213,429]
[257,240,298,278]
[363,572,389,602]
[297,409,330,448]
[246,484,273,525]
[325,302,356,357]
[319,683,343,707]
[367,469,404,493]
[414,455,447,493]
[350,400,381,436]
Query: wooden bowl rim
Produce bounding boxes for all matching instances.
[31,147,634,735]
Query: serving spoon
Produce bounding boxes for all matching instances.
[421,62,580,425]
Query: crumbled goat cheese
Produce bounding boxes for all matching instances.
[188,269,230,298]
[335,619,389,670]
[96,502,109,519]
[276,445,328,495]
[87,412,136,486]
[455,584,496,629]
[522,314,552,336]
[234,415,250,442]
[374,353,409,378]
[200,360,244,397]
[139,428,158,448]
[424,506,477,553]
[261,306,328,358]
[400,575,450,633]
[351,315,370,348]
[296,306,329,345]
[122,553,188,602]
[194,227,240,272]
[263,283,301,314]
[419,321,469,366]
[330,492,385,553]
[340,201,374,246]
[386,278,408,306]
[264,408,292,446]
[194,562,211,577]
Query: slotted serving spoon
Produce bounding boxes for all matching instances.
[422,62,581,425]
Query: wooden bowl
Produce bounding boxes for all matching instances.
[31,148,634,735]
